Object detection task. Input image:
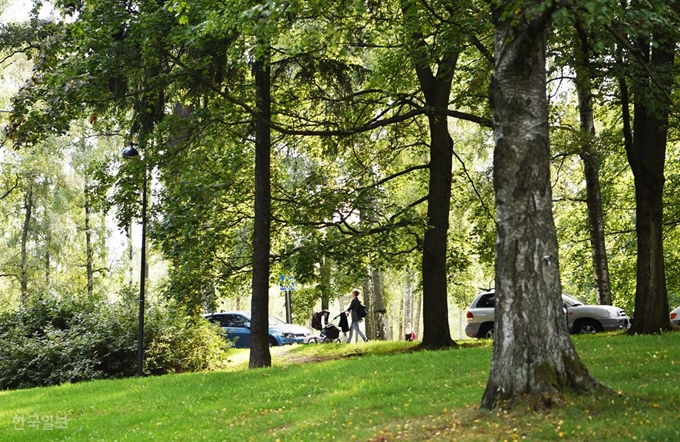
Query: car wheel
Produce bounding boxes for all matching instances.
[479,323,495,339]
[575,319,603,334]
[268,337,278,347]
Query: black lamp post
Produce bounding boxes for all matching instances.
[122,143,147,377]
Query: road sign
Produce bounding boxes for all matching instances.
[279,274,295,291]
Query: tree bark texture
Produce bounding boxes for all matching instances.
[85,185,94,298]
[45,250,50,287]
[574,43,612,305]
[20,187,33,305]
[403,269,414,337]
[482,7,604,410]
[419,104,457,347]
[623,34,674,334]
[412,59,459,349]
[401,2,458,348]
[362,275,373,339]
[581,151,611,305]
[249,52,272,369]
[319,256,331,310]
[370,268,390,340]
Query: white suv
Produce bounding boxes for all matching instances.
[670,306,680,327]
[465,290,630,339]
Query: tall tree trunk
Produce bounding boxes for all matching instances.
[249,47,273,369]
[419,86,457,348]
[576,78,612,305]
[44,249,50,288]
[413,282,422,339]
[319,256,331,310]
[362,274,373,339]
[370,267,389,340]
[621,34,674,334]
[85,185,94,298]
[403,269,414,337]
[482,4,604,410]
[581,152,611,305]
[20,187,33,305]
[401,3,458,348]
[201,284,217,313]
[573,28,612,305]
[413,62,458,348]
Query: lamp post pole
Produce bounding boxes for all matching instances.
[137,166,147,377]
[123,143,147,377]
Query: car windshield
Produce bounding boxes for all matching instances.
[235,312,286,326]
[268,316,286,326]
[562,294,584,307]
[237,313,287,326]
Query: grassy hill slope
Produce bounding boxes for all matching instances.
[1,333,678,441]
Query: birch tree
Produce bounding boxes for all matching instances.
[482,0,605,409]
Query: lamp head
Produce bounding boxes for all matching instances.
[122,144,140,158]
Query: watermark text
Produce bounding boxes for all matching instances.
[13,413,68,431]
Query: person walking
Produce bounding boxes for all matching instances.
[345,289,368,343]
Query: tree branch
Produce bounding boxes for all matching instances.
[164,49,489,138]
[0,175,20,200]
[452,150,495,222]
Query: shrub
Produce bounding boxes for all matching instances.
[0,295,230,390]
[143,306,230,375]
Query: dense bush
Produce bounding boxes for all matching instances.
[144,306,232,374]
[0,296,230,390]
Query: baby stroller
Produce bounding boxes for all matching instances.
[310,310,346,343]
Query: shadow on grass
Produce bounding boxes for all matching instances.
[268,338,492,367]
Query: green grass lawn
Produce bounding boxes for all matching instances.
[1,332,678,441]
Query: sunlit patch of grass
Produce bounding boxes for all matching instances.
[0,332,678,441]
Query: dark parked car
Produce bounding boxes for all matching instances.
[465,290,630,339]
[203,311,313,348]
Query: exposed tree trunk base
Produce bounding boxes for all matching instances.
[484,3,608,413]
[481,352,611,410]
[417,340,458,351]
[627,323,673,335]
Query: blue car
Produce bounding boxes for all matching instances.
[203,311,313,348]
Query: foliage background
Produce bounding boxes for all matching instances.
[0,292,230,390]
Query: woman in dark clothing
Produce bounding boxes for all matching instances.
[345,289,368,343]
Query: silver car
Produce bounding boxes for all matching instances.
[465,290,630,339]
